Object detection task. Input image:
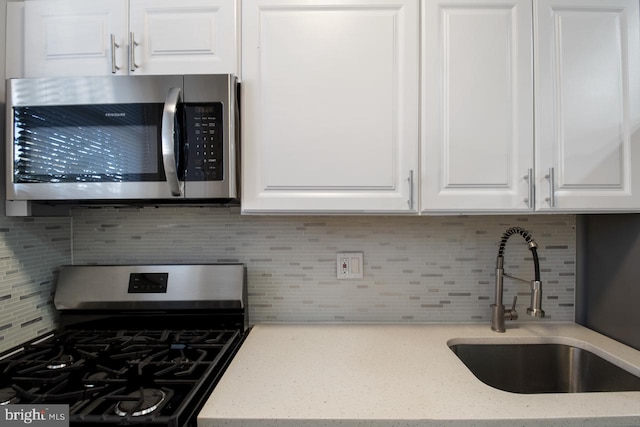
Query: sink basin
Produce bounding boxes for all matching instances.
[449,343,640,393]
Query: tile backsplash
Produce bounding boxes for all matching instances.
[0,217,71,352]
[0,207,575,354]
[71,207,576,324]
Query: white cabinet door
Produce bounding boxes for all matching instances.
[24,0,128,77]
[421,0,534,213]
[129,0,238,75]
[241,0,419,213]
[535,0,640,211]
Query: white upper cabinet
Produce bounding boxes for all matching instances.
[20,0,238,77]
[535,0,640,211]
[421,0,534,213]
[24,0,128,77]
[241,0,419,213]
[128,0,238,75]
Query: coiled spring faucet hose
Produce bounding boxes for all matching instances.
[497,226,541,282]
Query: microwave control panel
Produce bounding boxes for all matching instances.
[184,103,224,181]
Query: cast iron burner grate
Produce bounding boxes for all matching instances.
[0,328,242,427]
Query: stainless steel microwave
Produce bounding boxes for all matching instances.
[6,74,238,206]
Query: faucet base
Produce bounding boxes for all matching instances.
[490,304,506,333]
[491,302,518,333]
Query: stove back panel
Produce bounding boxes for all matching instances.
[54,265,246,311]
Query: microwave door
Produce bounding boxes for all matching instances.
[9,102,174,201]
[161,87,184,197]
[7,75,187,202]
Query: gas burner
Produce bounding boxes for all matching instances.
[114,388,166,417]
[173,356,190,365]
[0,387,18,405]
[84,372,109,388]
[47,354,74,370]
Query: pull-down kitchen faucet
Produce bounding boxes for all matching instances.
[491,227,545,332]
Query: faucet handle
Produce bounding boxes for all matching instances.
[505,296,518,321]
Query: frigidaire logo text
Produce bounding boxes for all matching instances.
[4,407,66,424]
[105,112,126,117]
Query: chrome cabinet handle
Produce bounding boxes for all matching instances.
[524,168,533,208]
[544,167,555,207]
[110,34,120,74]
[161,87,183,197]
[408,170,414,210]
[129,32,139,72]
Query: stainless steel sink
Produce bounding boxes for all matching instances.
[449,343,640,393]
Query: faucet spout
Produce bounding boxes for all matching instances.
[491,227,545,332]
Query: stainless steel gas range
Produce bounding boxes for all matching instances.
[0,264,249,427]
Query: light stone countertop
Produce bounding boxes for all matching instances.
[198,323,640,427]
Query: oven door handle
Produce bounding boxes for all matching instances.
[161,87,184,197]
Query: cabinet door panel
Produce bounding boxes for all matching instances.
[129,0,238,75]
[242,0,419,213]
[24,0,128,77]
[421,0,534,212]
[535,0,640,210]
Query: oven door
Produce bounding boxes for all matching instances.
[6,75,186,200]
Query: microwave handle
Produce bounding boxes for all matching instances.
[161,87,183,197]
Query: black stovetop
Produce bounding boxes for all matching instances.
[0,320,245,427]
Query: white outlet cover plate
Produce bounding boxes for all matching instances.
[336,252,364,279]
